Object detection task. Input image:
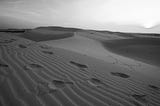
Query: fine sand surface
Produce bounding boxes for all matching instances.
[1,29,160,106]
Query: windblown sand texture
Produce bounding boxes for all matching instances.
[0,27,160,106]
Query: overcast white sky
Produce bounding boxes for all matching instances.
[1,0,160,33]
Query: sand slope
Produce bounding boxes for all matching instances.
[102,38,160,66]
[1,32,160,106]
[42,31,160,80]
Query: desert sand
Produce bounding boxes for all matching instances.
[0,27,160,106]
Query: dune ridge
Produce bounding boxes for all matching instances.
[1,32,160,106]
[16,28,74,41]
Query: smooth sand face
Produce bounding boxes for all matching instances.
[1,29,160,106]
[102,38,160,66]
[42,31,160,81]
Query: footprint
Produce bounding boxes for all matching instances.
[0,63,10,76]
[131,94,147,103]
[70,61,88,69]
[36,81,49,96]
[48,80,73,93]
[148,85,160,95]
[0,63,9,68]
[39,45,51,49]
[36,81,57,96]
[52,80,74,89]
[90,78,102,84]
[42,51,54,55]
[23,66,32,70]
[0,39,16,44]
[18,44,27,48]
[24,64,44,70]
[148,85,159,90]
[11,38,16,41]
[29,64,44,69]
[87,78,105,87]
[0,63,11,86]
[52,80,65,88]
[110,72,130,78]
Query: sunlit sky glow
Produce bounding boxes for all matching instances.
[0,0,160,33]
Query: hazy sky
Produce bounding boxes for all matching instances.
[1,0,160,33]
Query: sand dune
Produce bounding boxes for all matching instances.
[1,30,160,106]
[17,28,74,41]
[42,31,160,80]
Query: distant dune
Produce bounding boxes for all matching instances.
[36,26,81,32]
[1,26,160,106]
[17,28,74,41]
